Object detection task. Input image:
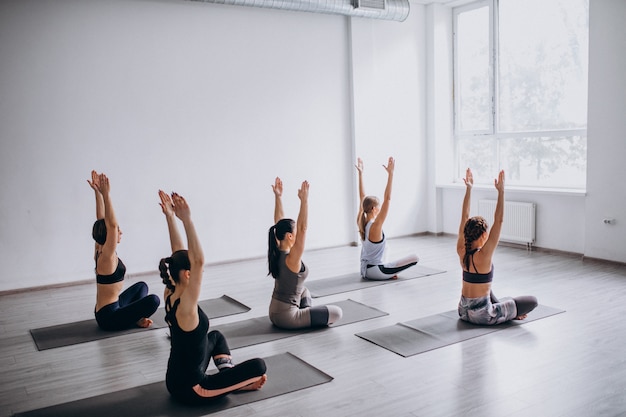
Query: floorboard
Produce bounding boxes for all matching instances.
[1,235,625,416]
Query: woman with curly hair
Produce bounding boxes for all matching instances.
[456,168,537,325]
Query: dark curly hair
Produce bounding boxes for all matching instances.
[159,250,191,292]
[463,216,489,270]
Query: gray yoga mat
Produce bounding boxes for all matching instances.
[307,265,446,298]
[12,352,333,417]
[29,295,250,351]
[213,299,388,349]
[355,304,565,357]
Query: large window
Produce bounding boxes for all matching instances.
[454,0,589,189]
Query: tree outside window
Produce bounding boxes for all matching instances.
[454,0,588,189]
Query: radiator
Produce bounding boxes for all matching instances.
[477,200,536,247]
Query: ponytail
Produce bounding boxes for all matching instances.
[159,257,175,291]
[462,216,488,270]
[267,219,295,278]
[358,196,379,241]
[158,250,190,292]
[358,212,368,241]
[267,226,280,278]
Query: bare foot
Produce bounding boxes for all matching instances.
[239,375,267,391]
[136,317,153,328]
[514,314,528,320]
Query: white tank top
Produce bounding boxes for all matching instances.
[360,220,387,277]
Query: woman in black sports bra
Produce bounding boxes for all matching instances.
[88,171,160,331]
[456,168,537,325]
[157,190,266,404]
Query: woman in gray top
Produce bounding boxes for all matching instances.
[356,157,419,280]
[267,177,342,329]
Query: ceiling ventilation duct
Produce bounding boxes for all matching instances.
[187,0,410,22]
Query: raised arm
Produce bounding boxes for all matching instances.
[480,170,505,256]
[272,177,284,224]
[356,157,366,202]
[368,157,394,240]
[87,170,105,220]
[355,158,365,226]
[285,181,309,272]
[456,168,473,256]
[172,193,204,316]
[159,190,185,253]
[97,173,119,272]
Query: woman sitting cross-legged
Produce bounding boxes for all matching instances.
[267,177,342,329]
[355,157,419,280]
[88,170,160,331]
[456,168,538,325]
[158,190,266,405]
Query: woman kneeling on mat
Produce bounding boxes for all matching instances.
[355,157,419,280]
[88,171,160,331]
[158,190,266,405]
[267,177,342,329]
[457,168,537,325]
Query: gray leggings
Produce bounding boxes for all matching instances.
[458,291,538,325]
[269,288,343,329]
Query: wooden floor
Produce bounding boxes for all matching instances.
[2,234,626,417]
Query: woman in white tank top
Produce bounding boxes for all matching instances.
[355,157,419,280]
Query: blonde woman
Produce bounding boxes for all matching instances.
[356,157,418,280]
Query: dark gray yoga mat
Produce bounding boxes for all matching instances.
[213,299,388,349]
[355,304,565,357]
[29,295,250,351]
[307,264,446,298]
[12,352,333,417]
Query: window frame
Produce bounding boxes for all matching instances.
[452,0,588,189]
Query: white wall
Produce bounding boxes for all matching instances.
[1,0,622,293]
[0,0,429,292]
[350,6,428,240]
[584,0,626,263]
[440,186,586,254]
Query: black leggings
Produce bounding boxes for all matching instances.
[170,330,267,405]
[491,291,538,318]
[94,282,160,331]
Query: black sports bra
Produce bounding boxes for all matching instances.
[96,257,126,284]
[462,248,493,284]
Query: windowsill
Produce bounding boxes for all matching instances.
[436,183,586,197]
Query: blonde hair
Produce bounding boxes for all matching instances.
[358,196,379,241]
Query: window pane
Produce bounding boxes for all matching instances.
[499,135,587,188]
[457,137,496,182]
[456,6,491,132]
[498,0,589,132]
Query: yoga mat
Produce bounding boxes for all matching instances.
[213,299,388,349]
[30,295,250,351]
[12,352,333,417]
[307,264,446,298]
[355,304,565,357]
